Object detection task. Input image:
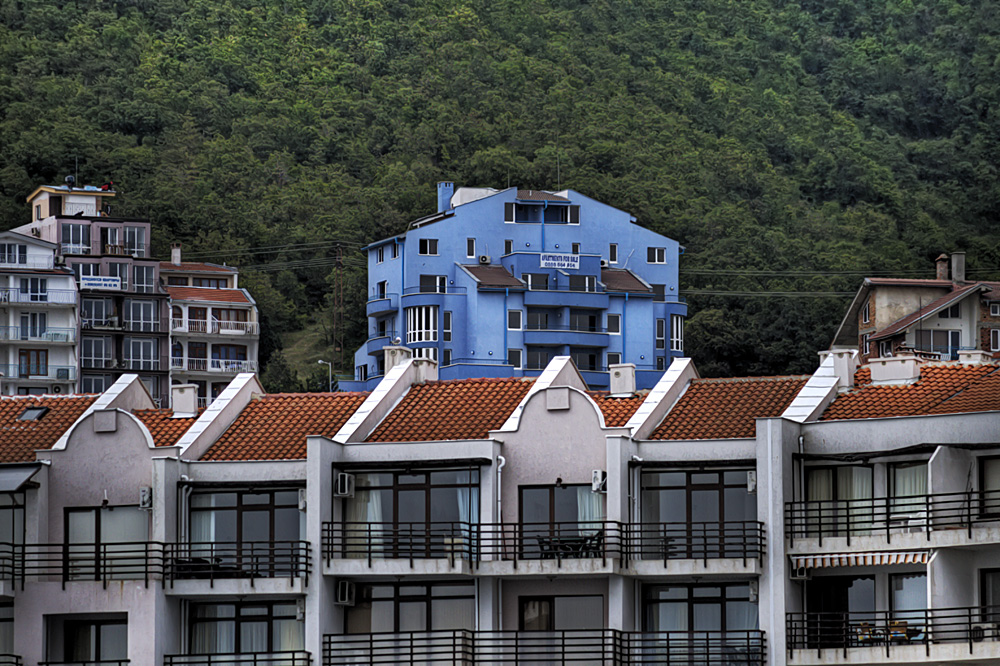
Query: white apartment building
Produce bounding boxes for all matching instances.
[0,231,77,396]
[0,347,997,666]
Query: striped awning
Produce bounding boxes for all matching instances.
[791,551,929,569]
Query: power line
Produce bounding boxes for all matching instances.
[681,290,854,297]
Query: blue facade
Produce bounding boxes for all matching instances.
[340,184,686,391]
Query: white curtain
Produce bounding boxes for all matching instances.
[101,506,148,579]
[893,464,928,517]
[456,487,479,554]
[806,469,833,535]
[727,600,760,631]
[576,487,605,535]
[192,616,235,654]
[983,460,1000,514]
[346,490,383,558]
[838,468,873,534]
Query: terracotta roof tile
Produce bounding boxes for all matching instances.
[463,264,524,288]
[601,268,651,293]
[367,377,534,442]
[166,286,250,304]
[588,392,646,427]
[649,376,809,440]
[200,392,369,461]
[133,409,203,447]
[821,363,1000,420]
[160,261,236,273]
[0,395,97,463]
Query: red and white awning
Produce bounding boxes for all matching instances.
[791,551,929,569]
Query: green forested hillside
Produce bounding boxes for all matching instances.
[1,0,998,382]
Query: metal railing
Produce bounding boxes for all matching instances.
[0,327,75,343]
[165,652,312,665]
[210,359,258,372]
[524,322,610,333]
[172,319,259,335]
[60,242,91,255]
[40,661,128,666]
[323,630,765,665]
[787,607,1000,657]
[402,286,468,296]
[627,522,765,564]
[166,541,310,585]
[785,491,1000,545]
[0,256,53,269]
[0,288,76,304]
[121,358,162,371]
[171,358,260,373]
[123,319,164,332]
[0,364,76,381]
[0,655,22,666]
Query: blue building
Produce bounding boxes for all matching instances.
[340,183,686,391]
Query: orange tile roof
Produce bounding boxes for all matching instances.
[588,392,646,427]
[366,377,535,442]
[134,409,202,447]
[0,396,97,463]
[160,261,236,273]
[200,392,369,461]
[166,286,250,303]
[821,363,1000,420]
[649,376,810,440]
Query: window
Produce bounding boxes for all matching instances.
[165,276,185,286]
[890,573,927,633]
[466,238,475,258]
[376,319,388,338]
[81,375,110,393]
[569,205,580,224]
[526,311,550,330]
[861,333,870,355]
[419,275,446,294]
[391,243,399,259]
[607,314,621,334]
[75,262,101,280]
[609,244,618,264]
[992,329,1000,352]
[569,311,597,332]
[992,303,1000,317]
[981,458,1000,516]
[914,329,960,359]
[568,275,596,292]
[213,344,248,371]
[862,302,870,324]
[504,202,516,223]
[442,349,451,366]
[806,466,873,537]
[519,484,605,558]
[133,265,155,294]
[124,225,146,256]
[194,277,227,289]
[0,244,26,265]
[125,337,158,371]
[18,407,47,421]
[418,238,438,255]
[443,311,452,342]
[346,582,475,634]
[647,247,666,264]
[607,352,621,366]
[671,314,684,352]
[356,365,368,382]
[190,601,303,655]
[940,303,960,318]
[376,280,388,299]
[656,319,665,350]
[879,340,893,357]
[108,263,129,290]
[526,348,551,369]
[507,348,522,368]
[643,583,758,633]
[406,306,439,343]
[214,308,248,323]
[101,227,120,252]
[18,349,47,377]
[0,604,10,654]
[126,300,156,332]
[571,243,581,254]
[65,505,147,580]
[53,616,127,663]
[656,356,665,370]
[523,273,548,290]
[19,312,47,340]
[504,239,513,255]
[508,310,522,330]
[375,246,384,264]
[982,570,1000,624]
[61,223,91,254]
[890,462,928,519]
[652,284,666,302]
[19,278,47,302]
[571,350,598,371]
[520,596,603,631]
[35,204,41,220]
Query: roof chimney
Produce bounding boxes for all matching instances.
[951,251,966,284]
[869,354,924,386]
[609,363,636,396]
[171,243,182,266]
[935,254,949,281]
[437,182,454,213]
[383,346,412,374]
[171,384,198,417]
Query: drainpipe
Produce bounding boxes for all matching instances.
[622,293,628,364]
[496,455,506,631]
[503,289,509,364]
[541,201,547,251]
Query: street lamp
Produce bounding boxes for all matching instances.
[317,359,332,392]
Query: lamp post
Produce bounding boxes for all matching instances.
[317,359,332,392]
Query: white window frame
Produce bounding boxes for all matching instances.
[109,263,129,290]
[376,281,388,299]
[412,347,438,362]
[375,246,384,264]
[126,337,158,370]
[391,243,399,259]
[134,265,155,294]
[124,226,146,257]
[940,303,960,319]
[992,328,1000,352]
[990,303,1000,317]
[607,314,621,334]
[508,309,522,330]
[670,314,684,352]
[0,244,26,265]
[466,238,476,259]
[507,348,522,369]
[127,300,156,332]
[862,333,871,354]
[81,375,110,393]
[862,302,870,324]
[82,337,112,367]
[406,305,439,343]
[656,318,666,350]
[609,244,618,264]
[418,238,439,256]
[607,352,622,366]
[647,247,666,264]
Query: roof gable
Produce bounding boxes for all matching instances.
[0,396,98,463]
[872,283,987,341]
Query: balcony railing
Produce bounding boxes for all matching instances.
[0,256,53,269]
[323,630,766,665]
[0,655,22,666]
[167,541,310,584]
[787,607,1000,656]
[123,319,164,332]
[0,327,75,343]
[121,358,162,371]
[171,358,258,373]
[60,242,91,255]
[39,661,128,666]
[627,522,765,564]
[0,288,76,304]
[785,491,1000,545]
[12,542,166,588]
[165,652,312,665]
[172,319,259,335]
[0,364,76,381]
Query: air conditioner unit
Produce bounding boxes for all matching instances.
[52,385,62,394]
[600,259,609,268]
[298,488,307,511]
[591,470,607,493]
[747,471,758,494]
[790,566,811,580]
[139,486,153,510]
[56,368,70,380]
[335,580,356,606]
[334,472,356,498]
[478,255,491,265]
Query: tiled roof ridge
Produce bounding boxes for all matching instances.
[693,375,811,384]
[0,393,99,401]
[420,376,535,387]
[251,391,371,399]
[933,366,1000,409]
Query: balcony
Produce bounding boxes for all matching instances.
[121,358,163,372]
[323,629,766,665]
[787,607,1000,664]
[627,522,765,576]
[165,653,311,666]
[523,323,610,348]
[123,319,166,333]
[0,288,76,305]
[0,364,75,382]
[0,327,75,343]
[0,256,53,269]
[12,542,165,587]
[39,661,128,665]
[60,242,91,255]
[0,656,21,666]
[785,491,1000,551]
[172,319,260,336]
[365,332,397,355]
[366,293,398,317]
[523,285,609,310]
[166,541,310,586]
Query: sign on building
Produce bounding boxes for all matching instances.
[80,275,121,290]
[539,253,580,270]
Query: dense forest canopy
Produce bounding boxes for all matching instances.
[1,0,998,384]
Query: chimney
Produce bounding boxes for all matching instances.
[171,243,182,266]
[383,346,412,374]
[869,354,924,385]
[609,363,636,396]
[951,251,966,284]
[171,384,198,417]
[935,254,949,281]
[817,349,859,390]
[437,182,454,213]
